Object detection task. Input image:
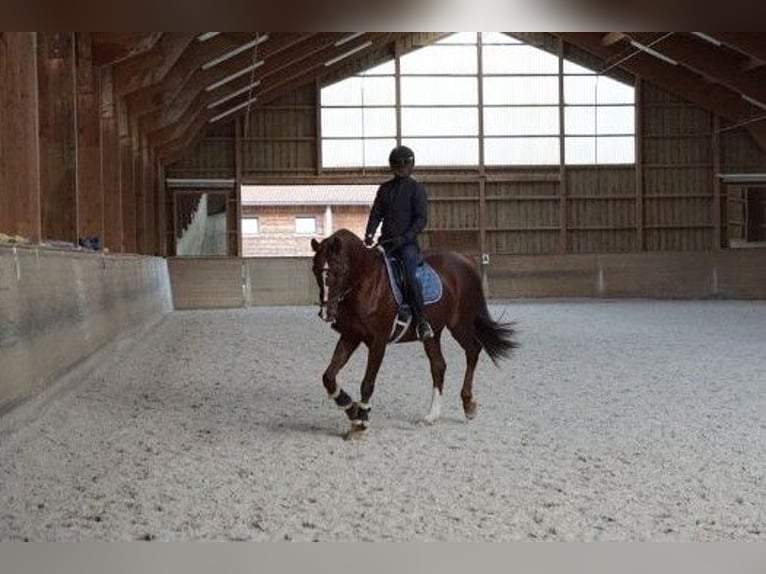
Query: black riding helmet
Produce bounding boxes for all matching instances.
[389,145,415,169]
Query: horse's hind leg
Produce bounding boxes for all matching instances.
[451,327,481,420]
[423,335,446,424]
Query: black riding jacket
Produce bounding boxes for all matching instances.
[365,175,428,244]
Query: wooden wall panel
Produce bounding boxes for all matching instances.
[37,32,77,243]
[99,67,122,253]
[0,32,41,242]
[75,33,103,244]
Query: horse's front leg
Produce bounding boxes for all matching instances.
[344,339,386,440]
[323,335,361,423]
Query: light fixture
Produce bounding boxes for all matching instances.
[691,32,721,47]
[629,40,678,66]
[334,33,365,47]
[201,34,269,70]
[742,94,766,111]
[205,61,264,92]
[208,96,258,123]
[324,41,373,67]
[207,81,261,109]
[197,32,220,42]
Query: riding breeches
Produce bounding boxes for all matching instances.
[392,242,425,319]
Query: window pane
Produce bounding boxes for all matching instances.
[321,108,362,137]
[322,139,363,168]
[400,45,477,74]
[565,106,635,135]
[295,217,316,234]
[402,138,478,166]
[360,60,395,75]
[484,106,559,136]
[481,32,521,45]
[322,76,395,106]
[564,75,634,105]
[565,137,596,164]
[363,138,397,167]
[483,76,559,105]
[484,137,560,166]
[563,60,597,75]
[402,107,478,136]
[482,45,559,75]
[597,136,635,163]
[565,136,635,164]
[362,108,396,137]
[401,77,478,105]
[436,32,478,44]
[242,218,259,234]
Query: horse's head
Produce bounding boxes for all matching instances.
[310,231,356,322]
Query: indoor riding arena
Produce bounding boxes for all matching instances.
[1,32,765,542]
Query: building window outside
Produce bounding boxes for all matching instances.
[242,217,260,234]
[320,32,635,169]
[295,216,317,234]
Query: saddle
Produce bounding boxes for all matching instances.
[381,251,443,310]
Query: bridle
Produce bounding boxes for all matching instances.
[317,260,351,322]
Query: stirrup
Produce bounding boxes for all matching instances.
[417,320,434,341]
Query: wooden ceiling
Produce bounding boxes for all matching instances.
[93,32,766,164]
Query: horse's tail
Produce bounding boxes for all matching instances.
[473,303,518,366]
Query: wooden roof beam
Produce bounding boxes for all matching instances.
[112,33,197,97]
[136,33,318,139]
[651,33,766,104]
[153,33,401,160]
[557,33,766,153]
[91,33,163,67]
[124,33,255,118]
[149,33,385,151]
[714,33,766,65]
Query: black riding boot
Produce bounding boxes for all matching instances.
[409,277,434,341]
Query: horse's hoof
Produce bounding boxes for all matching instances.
[343,424,368,441]
[464,401,478,420]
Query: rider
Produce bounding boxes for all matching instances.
[364,145,434,341]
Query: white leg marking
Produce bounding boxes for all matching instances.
[424,387,442,424]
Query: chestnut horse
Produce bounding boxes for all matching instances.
[310,229,517,439]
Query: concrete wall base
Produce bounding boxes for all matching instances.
[0,246,172,418]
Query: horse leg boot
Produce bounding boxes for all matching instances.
[344,341,386,440]
[323,336,362,425]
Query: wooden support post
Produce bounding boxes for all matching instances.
[557,37,568,254]
[99,67,122,253]
[37,32,77,243]
[118,99,136,253]
[712,114,722,249]
[156,160,167,256]
[315,78,323,176]
[233,117,243,256]
[477,33,489,293]
[74,33,104,247]
[635,77,645,251]
[0,32,41,242]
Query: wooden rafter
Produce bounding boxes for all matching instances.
[91,33,163,67]
[112,33,197,96]
[150,33,400,156]
[557,32,766,152]
[136,33,317,139]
